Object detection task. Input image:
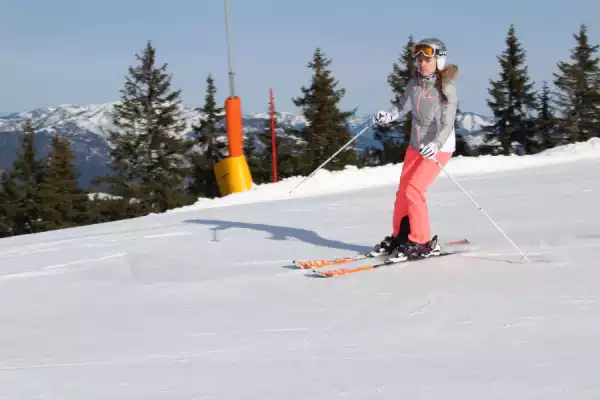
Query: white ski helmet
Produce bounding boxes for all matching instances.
[413,38,447,70]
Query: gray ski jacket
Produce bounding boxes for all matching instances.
[390,64,458,153]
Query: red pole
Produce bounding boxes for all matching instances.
[270,88,278,182]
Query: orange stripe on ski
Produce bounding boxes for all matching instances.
[295,258,354,269]
[445,238,469,245]
[316,265,376,277]
[297,238,468,271]
[314,250,465,278]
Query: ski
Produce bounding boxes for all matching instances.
[293,252,377,269]
[293,238,469,269]
[311,249,467,278]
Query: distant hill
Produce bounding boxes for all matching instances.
[0,103,496,187]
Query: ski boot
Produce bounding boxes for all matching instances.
[369,234,400,257]
[403,235,441,260]
[370,216,411,258]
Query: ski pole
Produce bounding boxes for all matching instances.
[288,123,373,194]
[434,159,531,263]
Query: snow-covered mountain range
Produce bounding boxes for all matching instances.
[0,103,495,187]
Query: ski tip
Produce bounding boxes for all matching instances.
[445,238,470,245]
[310,268,328,278]
[294,259,332,269]
[294,259,329,268]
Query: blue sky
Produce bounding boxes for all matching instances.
[1,0,597,116]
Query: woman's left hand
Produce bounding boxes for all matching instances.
[420,143,439,159]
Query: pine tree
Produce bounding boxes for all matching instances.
[86,194,143,225]
[389,35,417,108]
[292,48,357,173]
[387,35,416,140]
[102,40,194,213]
[188,73,227,198]
[0,120,46,235]
[486,24,538,154]
[553,24,600,143]
[453,102,473,156]
[368,35,417,165]
[274,133,307,180]
[37,136,89,230]
[257,108,305,183]
[454,102,461,132]
[533,81,557,150]
[244,99,273,184]
[243,100,306,184]
[244,131,271,184]
[0,171,16,237]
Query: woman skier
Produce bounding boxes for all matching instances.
[371,37,459,261]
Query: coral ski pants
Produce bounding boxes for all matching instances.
[393,146,453,244]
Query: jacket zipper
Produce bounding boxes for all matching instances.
[415,80,426,149]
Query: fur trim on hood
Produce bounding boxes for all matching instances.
[440,64,458,84]
[411,64,458,83]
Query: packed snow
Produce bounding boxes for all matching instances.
[1,138,599,399]
[180,137,600,210]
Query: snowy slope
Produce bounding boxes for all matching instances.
[1,139,599,399]
[178,137,600,209]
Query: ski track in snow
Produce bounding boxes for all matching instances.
[0,145,600,399]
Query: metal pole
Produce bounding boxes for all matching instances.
[224,0,235,98]
[434,159,531,263]
[288,123,372,194]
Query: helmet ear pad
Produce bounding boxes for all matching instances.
[436,54,447,70]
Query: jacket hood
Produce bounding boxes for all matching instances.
[440,64,458,84]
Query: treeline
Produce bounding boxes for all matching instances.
[0,23,598,238]
[0,41,357,237]
[365,23,600,162]
[478,24,600,155]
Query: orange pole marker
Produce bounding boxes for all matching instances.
[225,96,243,157]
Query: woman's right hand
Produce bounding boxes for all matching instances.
[373,110,393,126]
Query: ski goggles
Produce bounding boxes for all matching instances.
[413,44,439,57]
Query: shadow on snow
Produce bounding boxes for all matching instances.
[183,218,372,256]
